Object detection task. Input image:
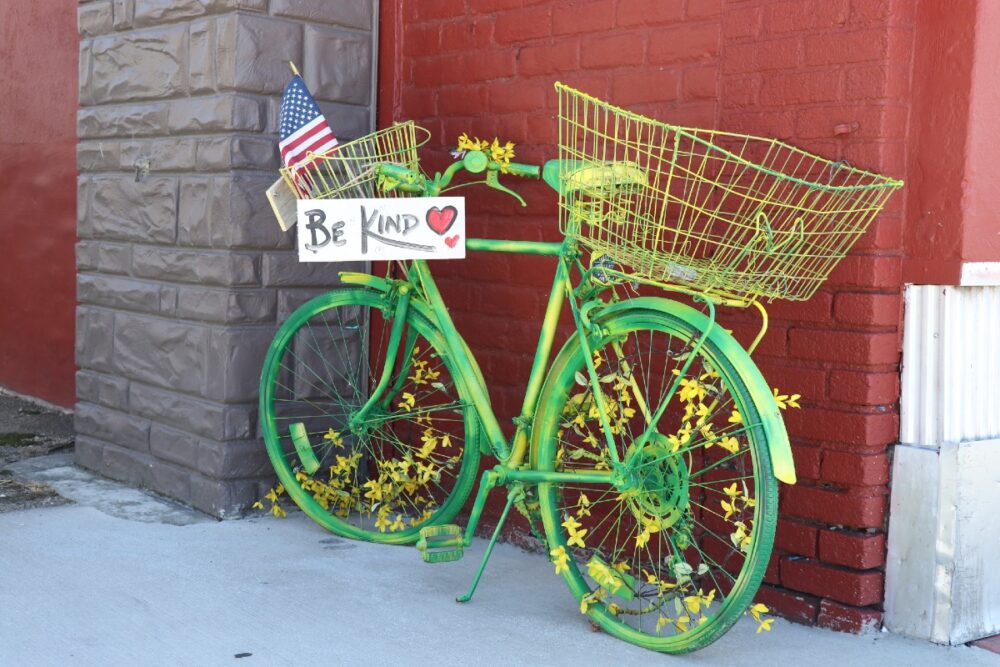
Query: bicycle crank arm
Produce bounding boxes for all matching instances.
[415,469,530,605]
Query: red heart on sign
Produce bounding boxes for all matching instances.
[445,235,460,248]
[426,206,458,235]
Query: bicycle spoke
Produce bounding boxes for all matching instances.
[537,312,778,649]
[260,290,479,541]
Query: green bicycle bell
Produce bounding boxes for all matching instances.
[462,150,489,174]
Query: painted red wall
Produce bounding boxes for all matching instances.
[380,0,914,632]
[0,1,79,407]
[902,0,974,284]
[903,0,1000,283]
[960,0,1000,264]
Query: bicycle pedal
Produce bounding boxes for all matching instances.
[416,524,465,563]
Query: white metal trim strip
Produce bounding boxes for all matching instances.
[901,285,1000,445]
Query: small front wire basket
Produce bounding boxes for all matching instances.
[556,83,903,302]
[280,121,430,201]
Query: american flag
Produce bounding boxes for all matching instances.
[279,75,338,189]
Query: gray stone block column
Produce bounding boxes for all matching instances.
[76,0,378,516]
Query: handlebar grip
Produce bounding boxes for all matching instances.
[505,162,541,179]
[377,163,425,194]
[379,163,416,180]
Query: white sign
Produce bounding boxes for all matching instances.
[297,197,466,262]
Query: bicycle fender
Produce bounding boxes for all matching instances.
[595,297,797,485]
[338,271,389,290]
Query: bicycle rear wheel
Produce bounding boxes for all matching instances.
[532,302,779,652]
[259,288,480,544]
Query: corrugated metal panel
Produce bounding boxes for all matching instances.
[901,285,1000,445]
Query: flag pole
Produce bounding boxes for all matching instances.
[288,61,300,76]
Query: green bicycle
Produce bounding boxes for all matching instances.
[259,83,901,653]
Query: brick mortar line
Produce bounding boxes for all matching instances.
[76,302,282,331]
[77,94,372,113]
[81,9,375,40]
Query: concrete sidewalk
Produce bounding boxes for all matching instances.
[1,456,996,666]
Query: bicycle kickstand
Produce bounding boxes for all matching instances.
[456,480,524,603]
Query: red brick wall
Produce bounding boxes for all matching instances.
[718,0,912,632]
[379,0,913,632]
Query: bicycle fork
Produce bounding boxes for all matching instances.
[348,283,413,431]
[285,284,415,471]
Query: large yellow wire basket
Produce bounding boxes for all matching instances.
[280,121,429,200]
[556,83,903,302]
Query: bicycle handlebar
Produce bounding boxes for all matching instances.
[505,161,541,179]
[378,163,423,192]
[376,148,540,206]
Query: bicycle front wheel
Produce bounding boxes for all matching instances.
[259,287,480,544]
[532,303,779,653]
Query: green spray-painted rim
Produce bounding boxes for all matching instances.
[532,304,778,653]
[259,287,481,545]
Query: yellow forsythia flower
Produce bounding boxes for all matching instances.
[323,428,345,448]
[550,546,569,575]
[749,603,769,621]
[772,388,801,410]
[490,138,516,172]
[397,392,416,412]
[718,436,740,454]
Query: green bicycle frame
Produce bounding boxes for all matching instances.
[336,153,796,604]
[343,152,796,567]
[344,239,569,471]
[344,152,796,487]
[341,236,796,486]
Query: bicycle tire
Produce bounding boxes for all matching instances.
[259,287,481,544]
[532,301,779,652]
